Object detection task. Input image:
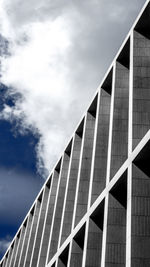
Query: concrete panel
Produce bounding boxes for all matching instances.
[110,62,129,179]
[133,31,150,149]
[69,240,83,267]
[8,237,19,267]
[37,171,59,267]
[61,134,82,245]
[30,186,49,267]
[13,226,25,267]
[1,257,7,267]
[85,219,103,267]
[23,201,41,267]
[105,194,126,266]
[4,248,12,267]
[75,112,96,226]
[131,164,150,266]
[57,259,65,267]
[48,154,70,261]
[18,214,33,267]
[91,89,111,204]
[57,245,69,267]
[11,236,20,267]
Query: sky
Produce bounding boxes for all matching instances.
[0,0,146,259]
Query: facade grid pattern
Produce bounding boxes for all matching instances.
[1,1,150,266]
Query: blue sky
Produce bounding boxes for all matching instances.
[0,83,43,258]
[0,0,146,260]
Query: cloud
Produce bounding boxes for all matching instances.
[0,18,74,176]
[0,0,146,178]
[0,236,11,255]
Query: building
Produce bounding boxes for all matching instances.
[1,0,150,266]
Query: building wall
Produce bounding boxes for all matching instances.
[1,1,150,267]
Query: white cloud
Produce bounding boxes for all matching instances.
[0,0,146,178]
[0,237,11,255]
[0,18,75,176]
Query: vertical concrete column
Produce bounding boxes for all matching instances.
[126,166,132,267]
[67,120,86,267]
[8,237,19,267]
[5,247,12,267]
[60,134,82,246]
[23,200,41,267]
[81,93,101,267]
[56,138,74,254]
[132,30,150,149]
[94,84,111,195]
[105,194,126,266]
[30,185,49,267]
[17,220,28,267]
[2,256,7,267]
[91,88,111,204]
[74,112,96,226]
[47,153,70,262]
[55,138,73,257]
[37,171,59,267]
[85,92,100,208]
[18,214,33,267]
[101,66,116,267]
[11,236,19,267]
[131,164,150,266]
[126,33,133,267]
[67,240,73,267]
[110,62,129,179]
[13,226,26,267]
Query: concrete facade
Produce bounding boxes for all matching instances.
[1,1,150,266]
